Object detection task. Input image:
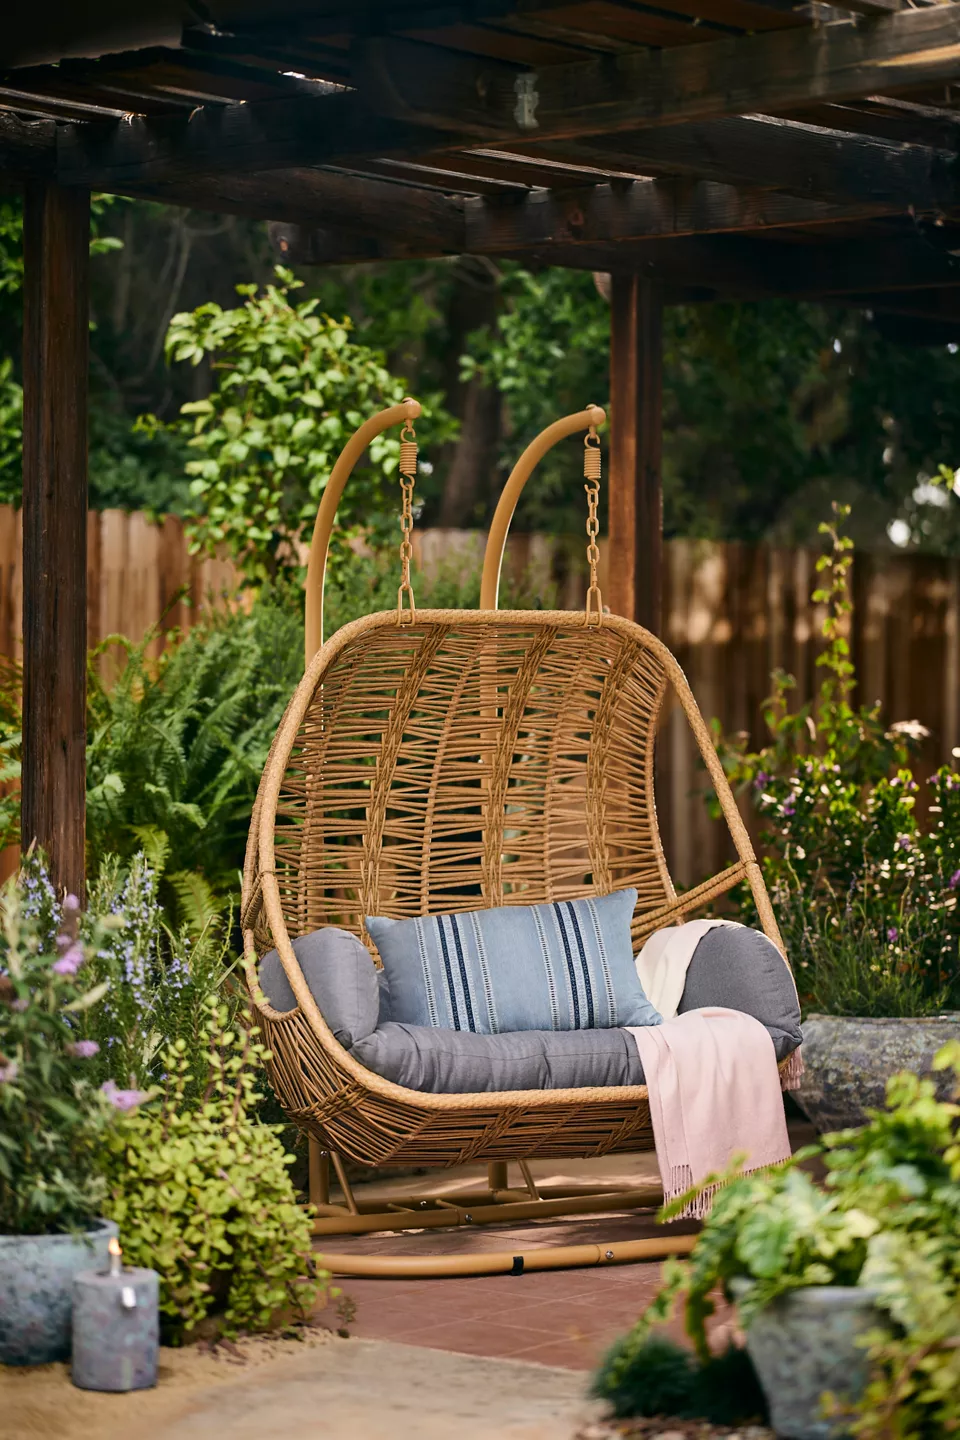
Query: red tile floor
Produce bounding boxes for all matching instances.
[309,1132,815,1370]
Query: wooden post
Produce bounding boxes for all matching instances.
[608,275,663,634]
[21,183,90,897]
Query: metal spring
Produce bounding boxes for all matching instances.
[584,437,601,481]
[399,437,418,478]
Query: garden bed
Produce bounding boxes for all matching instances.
[580,1424,772,1440]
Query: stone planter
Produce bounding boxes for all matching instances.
[795,1013,960,1133]
[731,1280,884,1439]
[0,1217,119,1365]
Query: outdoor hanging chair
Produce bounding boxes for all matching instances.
[241,397,785,1277]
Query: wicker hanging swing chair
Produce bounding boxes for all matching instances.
[241,397,785,1278]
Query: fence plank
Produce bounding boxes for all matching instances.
[0,506,956,891]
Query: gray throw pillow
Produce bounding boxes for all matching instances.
[258,927,380,1049]
[678,924,802,1062]
[365,889,661,1035]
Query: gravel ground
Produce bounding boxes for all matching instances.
[577,1419,774,1440]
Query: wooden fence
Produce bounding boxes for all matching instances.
[1,507,958,887]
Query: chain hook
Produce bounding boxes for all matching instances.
[397,420,418,625]
[583,425,603,626]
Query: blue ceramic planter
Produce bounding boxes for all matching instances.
[0,1218,119,1366]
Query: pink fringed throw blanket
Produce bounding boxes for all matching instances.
[627,1007,792,1217]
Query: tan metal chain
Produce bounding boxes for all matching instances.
[397,421,418,624]
[583,426,603,626]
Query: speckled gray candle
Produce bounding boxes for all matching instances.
[71,1265,159,1392]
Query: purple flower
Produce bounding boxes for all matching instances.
[52,944,84,976]
[63,894,80,913]
[754,771,770,790]
[101,1080,148,1112]
[67,1040,99,1059]
[949,870,960,890]
[782,796,796,817]
[887,926,899,943]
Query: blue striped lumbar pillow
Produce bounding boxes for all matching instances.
[365,889,661,1035]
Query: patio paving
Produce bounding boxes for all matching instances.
[311,1147,732,1369]
[312,1124,817,1369]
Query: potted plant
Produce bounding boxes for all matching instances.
[595,1043,960,1439]
[711,505,960,1130]
[0,858,133,1366]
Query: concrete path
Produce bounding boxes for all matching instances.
[2,1336,600,1440]
[154,1339,597,1440]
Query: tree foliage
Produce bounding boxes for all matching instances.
[158,268,455,580]
[462,268,960,548]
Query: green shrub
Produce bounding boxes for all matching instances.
[101,1002,329,1342]
[711,503,960,1017]
[0,855,120,1235]
[593,1335,766,1424]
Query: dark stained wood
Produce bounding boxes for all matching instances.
[0,110,55,177]
[54,9,960,188]
[497,230,960,296]
[608,274,663,634]
[464,177,900,254]
[21,183,90,898]
[514,114,959,209]
[55,91,446,188]
[353,12,960,143]
[128,166,468,253]
[784,97,960,150]
[128,166,939,266]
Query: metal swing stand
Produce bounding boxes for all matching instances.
[309,1149,698,1278]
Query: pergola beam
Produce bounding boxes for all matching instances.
[52,8,960,187]
[247,168,946,267]
[0,111,55,177]
[358,12,960,141]
[464,178,906,253]
[510,115,960,210]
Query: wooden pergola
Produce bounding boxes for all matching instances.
[5,0,960,896]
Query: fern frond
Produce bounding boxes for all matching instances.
[129,825,172,877]
[168,868,223,935]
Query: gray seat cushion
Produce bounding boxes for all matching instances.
[678,923,802,1063]
[257,919,802,1092]
[352,1022,645,1094]
[258,927,380,1048]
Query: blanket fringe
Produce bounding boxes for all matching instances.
[665,1160,787,1220]
[780,1045,804,1092]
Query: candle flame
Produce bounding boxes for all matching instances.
[108,1237,122,1258]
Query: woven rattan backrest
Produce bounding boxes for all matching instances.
[271,608,674,953]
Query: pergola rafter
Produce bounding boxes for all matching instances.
[4,0,960,890]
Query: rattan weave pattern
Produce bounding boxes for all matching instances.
[243,607,783,1169]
